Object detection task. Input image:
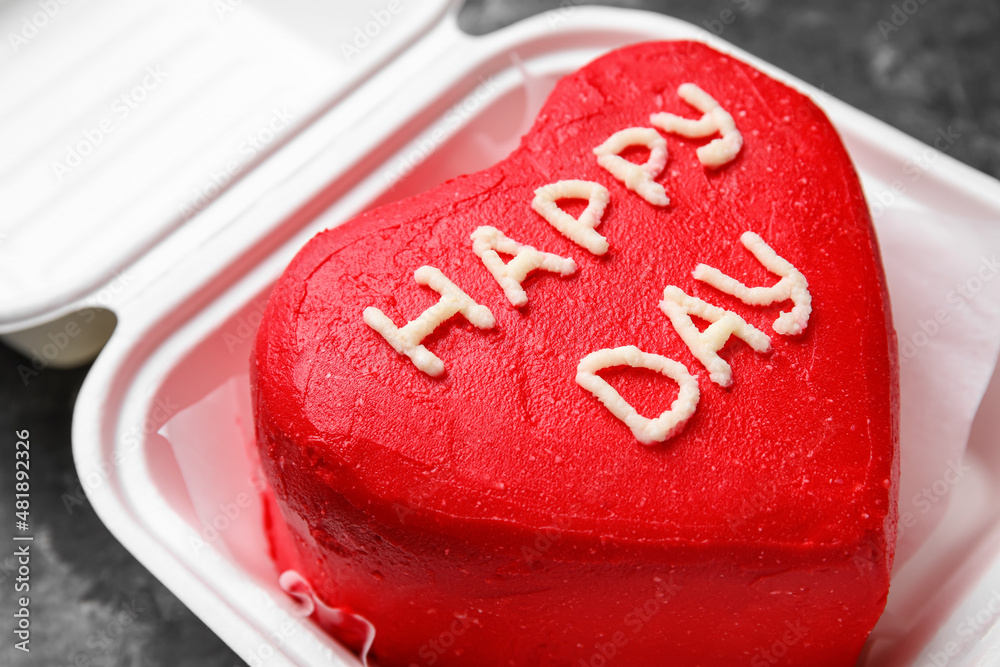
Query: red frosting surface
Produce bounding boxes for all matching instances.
[253,40,899,667]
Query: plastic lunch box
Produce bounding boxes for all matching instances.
[3,0,1000,664]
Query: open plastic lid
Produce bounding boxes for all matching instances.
[0,0,455,361]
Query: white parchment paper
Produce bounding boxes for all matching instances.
[875,204,1000,567]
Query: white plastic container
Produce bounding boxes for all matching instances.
[23,2,997,666]
[0,0,455,361]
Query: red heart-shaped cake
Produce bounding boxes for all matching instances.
[253,40,899,667]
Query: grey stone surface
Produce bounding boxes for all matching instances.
[0,349,241,666]
[0,1,997,665]
[460,0,1000,180]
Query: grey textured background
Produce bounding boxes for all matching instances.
[1,1,997,665]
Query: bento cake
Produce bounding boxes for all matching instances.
[252,40,899,667]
